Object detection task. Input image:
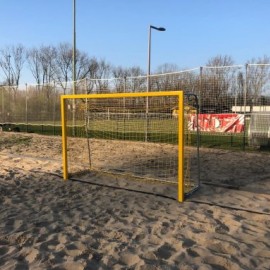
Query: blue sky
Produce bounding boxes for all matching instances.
[1,0,270,83]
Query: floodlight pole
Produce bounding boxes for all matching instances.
[72,0,76,136]
[147,25,166,94]
[72,0,76,90]
[145,25,166,141]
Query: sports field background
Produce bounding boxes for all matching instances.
[0,64,270,151]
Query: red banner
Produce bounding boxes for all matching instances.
[188,113,244,133]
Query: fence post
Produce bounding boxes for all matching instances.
[1,86,5,123]
[84,77,88,133]
[199,66,203,114]
[53,81,56,135]
[25,83,28,133]
[84,77,88,94]
[123,77,126,111]
[243,64,249,150]
[244,64,248,115]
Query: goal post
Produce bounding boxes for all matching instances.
[61,91,198,202]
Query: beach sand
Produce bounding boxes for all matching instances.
[0,132,270,270]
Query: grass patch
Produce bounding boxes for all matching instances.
[3,121,266,152]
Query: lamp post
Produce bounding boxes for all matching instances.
[145,25,166,141]
[147,25,166,94]
[72,0,76,136]
[72,0,76,92]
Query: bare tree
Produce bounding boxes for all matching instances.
[153,63,198,92]
[202,55,236,110]
[234,71,245,107]
[112,66,145,93]
[53,43,73,93]
[0,44,26,87]
[206,55,234,67]
[39,45,57,85]
[0,43,26,120]
[155,63,179,74]
[247,56,270,106]
[93,59,112,93]
[75,51,90,79]
[126,66,145,93]
[112,66,129,92]
[53,43,100,94]
[73,51,97,94]
[27,47,43,85]
[84,57,99,93]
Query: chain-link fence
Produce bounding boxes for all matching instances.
[1,64,270,149]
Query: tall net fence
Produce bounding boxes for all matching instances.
[1,64,270,149]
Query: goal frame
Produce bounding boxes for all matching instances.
[61,91,185,202]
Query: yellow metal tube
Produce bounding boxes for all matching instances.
[61,96,68,180]
[178,92,184,202]
[62,91,183,100]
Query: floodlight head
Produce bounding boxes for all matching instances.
[150,25,166,31]
[158,27,166,31]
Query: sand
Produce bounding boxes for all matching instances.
[0,132,270,270]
